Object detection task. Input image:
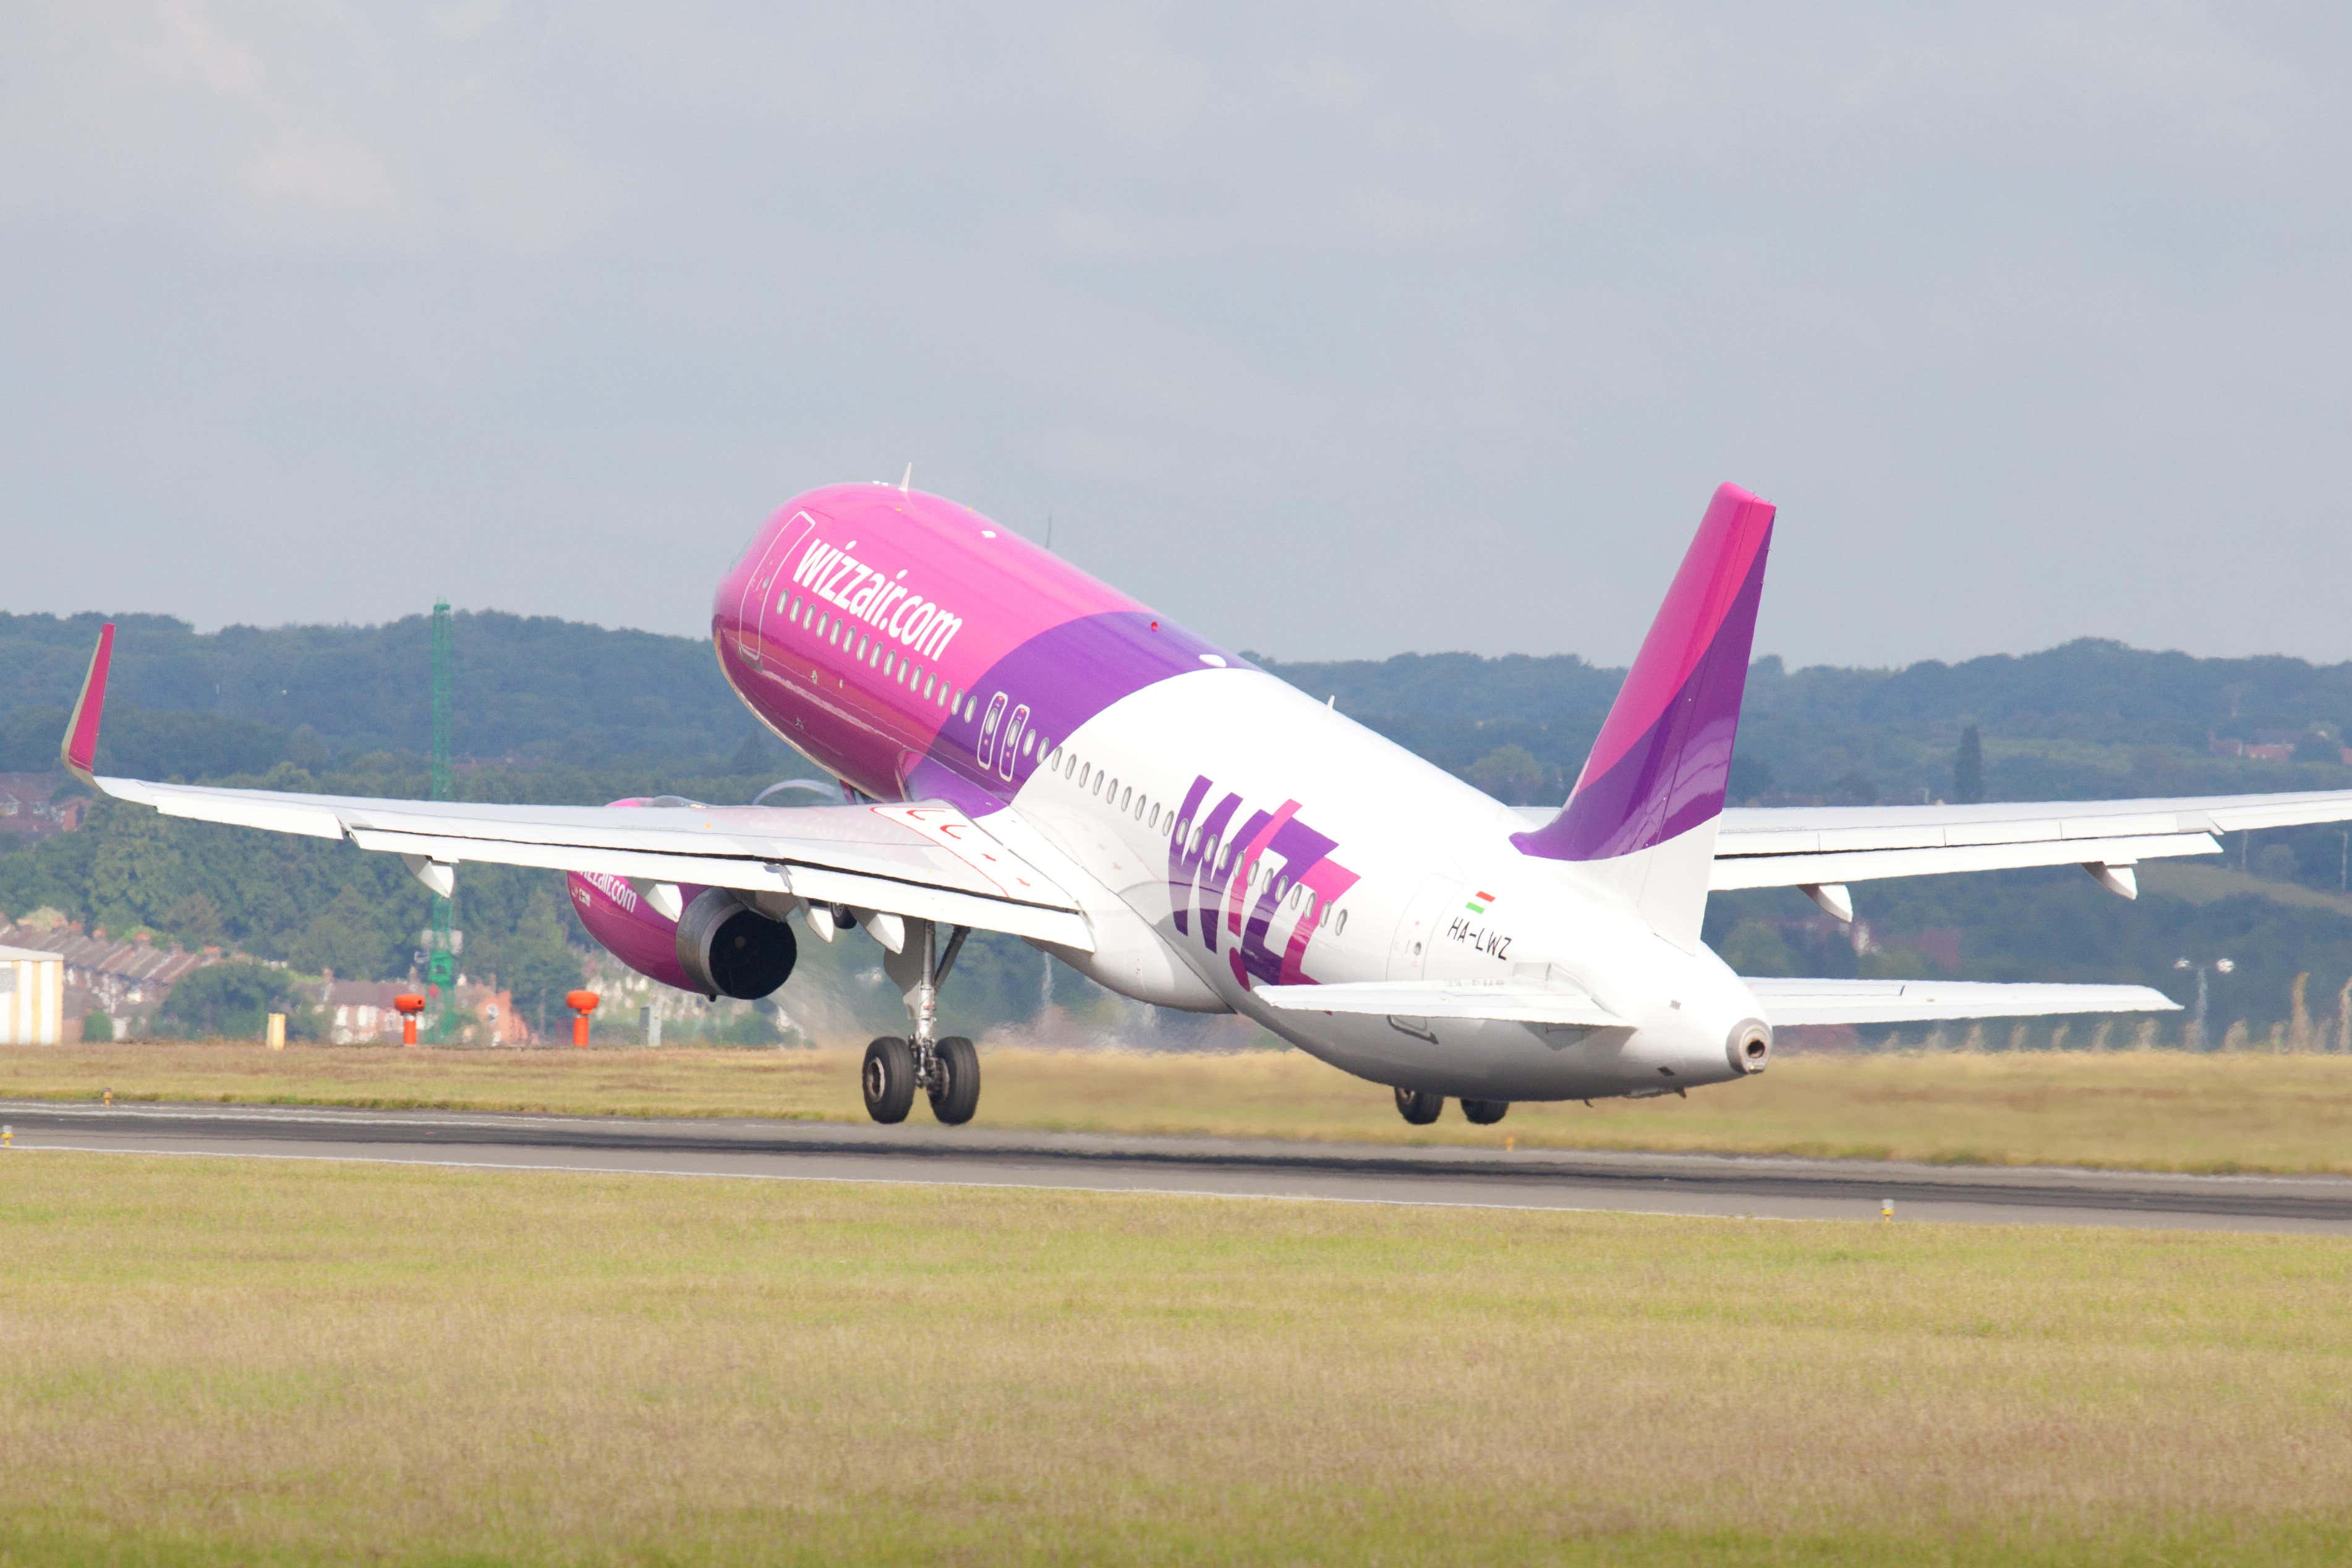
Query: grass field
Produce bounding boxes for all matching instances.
[0,1150,2347,1564]
[7,1041,2352,1174]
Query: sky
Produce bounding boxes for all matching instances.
[4,2,2351,669]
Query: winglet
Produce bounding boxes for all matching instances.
[61,622,115,786]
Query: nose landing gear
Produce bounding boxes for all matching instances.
[864,920,980,1125]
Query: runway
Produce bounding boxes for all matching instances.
[6,1099,2350,1232]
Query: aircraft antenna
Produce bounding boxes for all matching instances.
[900,462,913,495]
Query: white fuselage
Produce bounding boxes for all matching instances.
[976,667,1765,1101]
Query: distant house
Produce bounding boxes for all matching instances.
[0,774,82,839]
[0,921,217,1037]
[319,979,407,1044]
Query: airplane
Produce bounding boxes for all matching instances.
[58,481,2352,1126]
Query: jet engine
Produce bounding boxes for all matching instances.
[563,796,796,1000]
[673,887,797,1000]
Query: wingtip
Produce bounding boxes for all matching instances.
[61,621,115,786]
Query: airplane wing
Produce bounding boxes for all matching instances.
[58,625,1093,950]
[1746,978,2179,1026]
[1518,790,2352,898]
[1705,795,2352,892]
[1256,978,1622,1028]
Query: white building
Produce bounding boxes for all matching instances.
[0,945,66,1044]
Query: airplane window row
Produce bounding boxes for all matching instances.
[1035,743,1349,937]
[781,594,979,722]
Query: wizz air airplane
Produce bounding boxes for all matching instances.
[60,483,2352,1126]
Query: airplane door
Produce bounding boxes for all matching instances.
[1386,873,1451,982]
[1381,872,1453,1046]
[738,512,816,665]
[997,704,1030,782]
[976,692,1008,770]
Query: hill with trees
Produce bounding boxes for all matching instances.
[6,610,2352,1041]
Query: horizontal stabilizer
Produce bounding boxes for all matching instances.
[1748,978,2179,1026]
[1256,978,1621,1028]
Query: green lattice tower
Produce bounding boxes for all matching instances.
[425,600,458,1042]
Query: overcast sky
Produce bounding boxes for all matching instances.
[5,3,2350,668]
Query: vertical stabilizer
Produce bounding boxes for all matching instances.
[1511,484,1774,948]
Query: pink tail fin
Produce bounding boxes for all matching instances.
[1512,485,1773,945]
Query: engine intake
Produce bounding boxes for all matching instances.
[675,887,798,999]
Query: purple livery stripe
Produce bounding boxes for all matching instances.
[1513,484,1775,862]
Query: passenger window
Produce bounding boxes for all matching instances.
[965,698,978,722]
[1022,732,1036,758]
[1120,786,1132,811]
[1078,763,1090,788]
[1336,909,1349,935]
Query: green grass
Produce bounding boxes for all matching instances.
[10,1041,2352,1175]
[1,1151,2350,1564]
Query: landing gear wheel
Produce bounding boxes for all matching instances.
[862,1036,916,1124]
[928,1035,981,1125]
[1393,1086,1444,1125]
[1460,1098,1509,1125]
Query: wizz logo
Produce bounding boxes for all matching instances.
[1168,775,1360,989]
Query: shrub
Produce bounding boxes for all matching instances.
[156,963,322,1041]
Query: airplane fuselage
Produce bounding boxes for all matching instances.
[706,484,1765,1102]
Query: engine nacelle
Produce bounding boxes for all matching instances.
[563,796,795,1000]
[673,887,798,1000]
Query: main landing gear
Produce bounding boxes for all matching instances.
[864,920,980,1125]
[1392,1086,1510,1126]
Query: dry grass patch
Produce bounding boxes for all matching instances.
[0,1152,2350,1564]
[11,1042,2352,1175]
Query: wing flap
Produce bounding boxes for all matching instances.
[1256,979,1622,1028]
[1708,832,2218,891]
[1749,978,2179,1026]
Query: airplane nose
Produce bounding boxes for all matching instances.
[1726,1018,1771,1074]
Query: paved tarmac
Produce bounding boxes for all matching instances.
[5,1099,2350,1232]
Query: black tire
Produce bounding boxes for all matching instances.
[1393,1086,1444,1125]
[928,1036,981,1125]
[1460,1097,1509,1125]
[862,1036,916,1124]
